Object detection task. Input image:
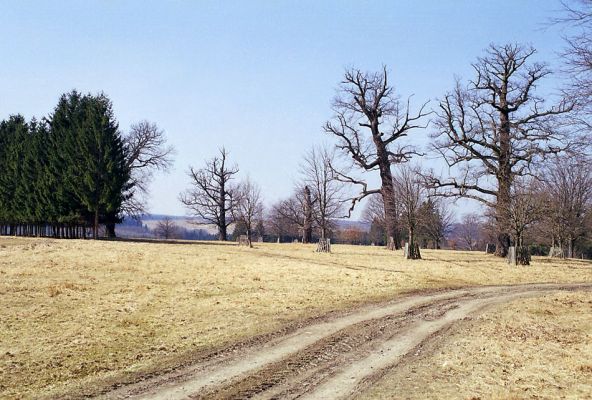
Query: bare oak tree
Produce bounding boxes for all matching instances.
[267,201,298,243]
[418,197,454,249]
[507,179,545,265]
[123,121,174,218]
[459,213,483,251]
[539,155,592,258]
[362,194,388,246]
[324,67,429,250]
[555,0,592,132]
[179,148,238,241]
[300,146,345,239]
[393,166,424,259]
[155,216,179,239]
[233,177,264,247]
[426,43,573,257]
[274,186,313,243]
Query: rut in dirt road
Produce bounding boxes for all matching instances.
[101,283,591,400]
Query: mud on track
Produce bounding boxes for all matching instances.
[99,283,591,400]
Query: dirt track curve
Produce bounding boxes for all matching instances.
[99,283,591,400]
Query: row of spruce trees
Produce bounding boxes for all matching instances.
[0,91,131,239]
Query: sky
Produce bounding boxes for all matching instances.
[0,1,573,218]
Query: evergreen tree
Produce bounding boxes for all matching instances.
[59,92,130,238]
[0,91,132,239]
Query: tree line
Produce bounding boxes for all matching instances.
[181,42,591,260]
[178,3,590,260]
[0,91,172,239]
[2,3,590,260]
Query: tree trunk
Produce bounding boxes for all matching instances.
[106,223,116,238]
[218,181,227,241]
[516,246,531,265]
[369,115,401,251]
[493,85,513,258]
[406,227,422,259]
[93,209,99,239]
[303,186,313,243]
[218,225,227,241]
[494,172,512,258]
[567,236,574,259]
[382,186,401,250]
[495,231,511,257]
[246,228,253,248]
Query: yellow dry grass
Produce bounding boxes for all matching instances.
[0,237,590,399]
[363,291,592,400]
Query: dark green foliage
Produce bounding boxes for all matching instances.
[0,91,131,239]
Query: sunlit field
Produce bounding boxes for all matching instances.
[364,291,592,400]
[1,237,590,399]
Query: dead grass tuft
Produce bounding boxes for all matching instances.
[578,365,592,373]
[47,285,62,297]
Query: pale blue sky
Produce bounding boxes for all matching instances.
[0,1,570,217]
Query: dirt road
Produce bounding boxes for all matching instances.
[100,283,591,400]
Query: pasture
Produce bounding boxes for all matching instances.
[0,237,590,398]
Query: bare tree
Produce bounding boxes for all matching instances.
[233,177,264,247]
[362,194,388,245]
[362,193,386,226]
[300,146,345,239]
[554,0,592,132]
[267,201,298,243]
[538,155,592,258]
[274,187,313,243]
[155,216,179,239]
[123,121,175,218]
[179,148,238,241]
[324,67,429,250]
[459,213,483,251]
[507,179,544,265]
[425,43,574,257]
[101,121,174,238]
[418,197,454,249]
[393,166,425,259]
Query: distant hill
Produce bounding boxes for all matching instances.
[117,214,371,239]
[117,214,216,240]
[333,219,371,232]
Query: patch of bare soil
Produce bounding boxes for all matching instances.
[98,283,591,400]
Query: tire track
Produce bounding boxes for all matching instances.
[100,283,591,400]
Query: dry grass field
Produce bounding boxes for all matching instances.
[363,291,592,400]
[0,237,591,399]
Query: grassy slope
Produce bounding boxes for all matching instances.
[0,237,590,398]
